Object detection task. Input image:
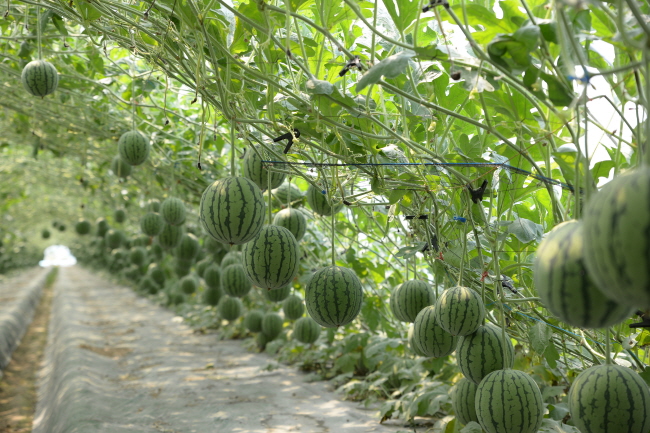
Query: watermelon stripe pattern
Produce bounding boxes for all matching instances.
[273,183,304,204]
[265,285,291,302]
[306,184,343,216]
[161,197,186,226]
[200,177,266,245]
[475,369,544,433]
[243,145,286,190]
[22,60,59,97]
[203,285,223,306]
[535,220,634,328]
[583,168,650,310]
[389,280,436,323]
[176,233,199,261]
[412,306,457,358]
[450,378,478,426]
[111,156,132,179]
[203,265,222,289]
[262,313,284,341]
[283,295,305,320]
[157,223,183,249]
[141,212,164,236]
[118,130,150,166]
[218,296,242,322]
[435,286,485,336]
[568,364,650,433]
[222,264,252,298]
[244,310,264,332]
[243,225,300,290]
[457,323,514,384]
[305,266,363,328]
[294,317,321,344]
[273,208,307,241]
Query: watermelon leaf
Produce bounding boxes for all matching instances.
[529,321,553,355]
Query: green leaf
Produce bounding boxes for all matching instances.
[306,78,333,95]
[541,72,574,106]
[592,160,614,182]
[543,342,560,369]
[448,5,518,44]
[487,24,540,71]
[461,422,483,433]
[51,14,68,36]
[507,218,543,243]
[539,418,582,433]
[382,0,419,33]
[394,243,425,259]
[529,321,553,355]
[356,51,414,92]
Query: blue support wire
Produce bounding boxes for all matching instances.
[263,160,577,192]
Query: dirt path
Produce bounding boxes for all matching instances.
[33,266,405,433]
[0,268,55,433]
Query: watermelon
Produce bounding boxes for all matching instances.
[293,316,321,344]
[139,277,159,295]
[242,145,286,190]
[205,237,227,255]
[114,209,126,223]
[244,310,264,332]
[282,295,305,320]
[222,264,252,298]
[96,218,110,238]
[111,156,132,179]
[475,369,544,433]
[457,323,514,384]
[180,275,198,295]
[41,229,50,239]
[140,212,164,237]
[218,296,242,321]
[242,225,301,290]
[130,247,146,266]
[21,59,58,97]
[261,312,284,341]
[306,184,343,216]
[161,197,186,226]
[157,224,183,249]
[265,285,291,302]
[148,244,163,261]
[195,259,211,278]
[203,285,223,306]
[118,130,150,166]
[75,219,91,235]
[305,266,363,328]
[535,220,634,328]
[256,332,269,350]
[450,378,479,426]
[273,208,307,241]
[412,306,457,358]
[583,168,650,309]
[389,279,436,323]
[273,182,304,205]
[176,233,200,261]
[147,199,161,213]
[221,251,242,268]
[434,286,486,336]
[407,324,428,357]
[568,364,650,433]
[132,235,150,247]
[174,260,192,278]
[200,177,266,245]
[203,265,222,289]
[105,229,123,250]
[57,224,66,232]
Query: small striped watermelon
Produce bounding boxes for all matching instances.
[282,295,305,320]
[200,177,266,245]
[105,229,124,250]
[475,369,544,433]
[242,145,286,190]
[294,316,321,344]
[273,182,304,205]
[222,264,252,298]
[130,247,146,266]
[174,260,192,277]
[221,251,242,268]
[161,197,186,226]
[180,275,198,294]
[306,184,343,216]
[412,306,457,358]
[256,332,269,350]
[22,60,58,97]
[75,219,91,235]
[141,212,164,236]
[261,312,283,341]
[583,167,650,309]
[157,223,183,249]
[114,209,126,223]
[203,265,221,289]
[195,259,211,278]
[535,220,634,328]
[41,229,50,239]
[244,310,264,332]
[434,286,485,336]
[407,324,428,357]
[96,218,110,238]
[305,266,363,328]
[176,233,200,261]
[389,279,436,323]
[118,130,150,166]
[450,378,478,426]
[568,364,650,433]
[111,156,132,179]
[265,285,292,302]
[242,225,300,290]
[218,296,243,322]
[273,208,307,241]
[457,323,514,384]
[139,277,159,295]
[203,285,223,306]
[148,264,165,286]
[147,199,161,213]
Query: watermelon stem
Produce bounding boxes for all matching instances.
[267,168,272,224]
[331,207,336,266]
[230,120,236,177]
[36,6,42,60]
[605,328,612,365]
